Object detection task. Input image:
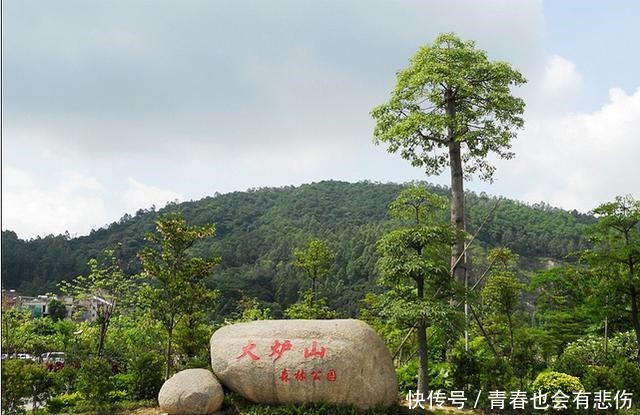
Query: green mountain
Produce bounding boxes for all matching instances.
[1,180,595,318]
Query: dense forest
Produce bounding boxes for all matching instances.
[2,180,595,319]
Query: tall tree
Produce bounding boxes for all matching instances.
[59,249,136,357]
[585,195,640,364]
[292,238,335,309]
[481,248,524,359]
[376,186,460,394]
[138,212,220,379]
[372,33,526,287]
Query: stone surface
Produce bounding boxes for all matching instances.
[210,319,397,409]
[158,368,223,414]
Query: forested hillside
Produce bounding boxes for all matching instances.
[1,180,595,318]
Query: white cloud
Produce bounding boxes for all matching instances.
[502,85,640,211]
[1,167,108,238]
[123,178,183,213]
[525,54,584,114]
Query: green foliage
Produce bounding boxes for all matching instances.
[46,392,82,414]
[530,371,584,414]
[429,361,454,391]
[531,371,584,395]
[371,32,526,181]
[138,212,220,378]
[584,195,640,362]
[2,181,596,315]
[376,186,459,394]
[60,248,137,357]
[531,266,597,356]
[293,239,335,283]
[47,298,68,322]
[223,391,403,415]
[76,357,114,411]
[23,363,54,411]
[284,290,339,320]
[450,339,481,392]
[395,360,418,393]
[0,360,55,414]
[235,296,273,322]
[554,331,638,378]
[482,272,524,319]
[1,359,29,415]
[1,307,31,357]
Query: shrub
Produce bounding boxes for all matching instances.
[429,361,453,391]
[450,346,481,392]
[611,360,640,395]
[532,371,583,393]
[395,360,418,394]
[76,357,114,411]
[582,365,617,392]
[531,370,584,413]
[130,351,164,401]
[22,363,54,411]
[50,365,79,395]
[223,391,403,415]
[46,392,82,414]
[1,359,29,415]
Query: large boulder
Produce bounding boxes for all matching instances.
[210,319,397,409]
[158,368,223,414]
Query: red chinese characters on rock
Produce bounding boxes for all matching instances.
[278,368,338,383]
[280,368,289,383]
[237,339,337,384]
[268,339,293,361]
[304,340,326,359]
[326,369,337,382]
[236,340,260,361]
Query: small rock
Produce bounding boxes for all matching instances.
[158,368,223,414]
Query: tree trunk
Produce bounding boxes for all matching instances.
[446,91,466,287]
[416,277,429,395]
[625,230,640,366]
[630,286,640,365]
[507,313,515,360]
[165,328,173,380]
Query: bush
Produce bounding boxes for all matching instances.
[611,360,640,395]
[1,359,28,415]
[50,365,79,395]
[1,360,55,414]
[284,290,339,319]
[130,351,164,401]
[554,332,637,378]
[531,370,584,413]
[395,360,418,393]
[76,357,114,411]
[223,391,403,415]
[429,361,453,391]
[46,392,82,414]
[582,365,617,392]
[532,371,583,393]
[23,363,54,411]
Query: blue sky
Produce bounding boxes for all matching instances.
[3,0,639,239]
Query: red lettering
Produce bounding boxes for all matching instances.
[304,340,326,359]
[280,368,289,383]
[236,340,260,361]
[326,369,337,382]
[268,339,293,361]
[311,370,322,381]
[294,369,306,381]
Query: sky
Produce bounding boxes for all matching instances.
[2,0,639,239]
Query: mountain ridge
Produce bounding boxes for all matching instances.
[1,180,595,318]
